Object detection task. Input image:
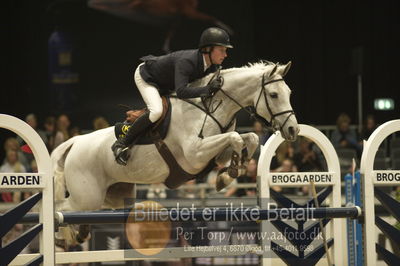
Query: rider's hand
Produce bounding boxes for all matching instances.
[208,78,222,95]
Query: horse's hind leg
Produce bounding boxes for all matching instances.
[56,195,101,247]
[103,183,136,209]
[56,170,108,246]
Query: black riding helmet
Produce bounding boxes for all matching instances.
[199,27,233,50]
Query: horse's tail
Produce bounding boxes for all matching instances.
[51,137,75,201]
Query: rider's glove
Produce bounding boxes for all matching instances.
[208,78,222,95]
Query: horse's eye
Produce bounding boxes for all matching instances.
[270,93,278,99]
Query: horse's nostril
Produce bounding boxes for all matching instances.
[288,126,295,137]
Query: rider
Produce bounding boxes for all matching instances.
[112,27,233,165]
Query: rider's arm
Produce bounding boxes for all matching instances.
[174,59,211,99]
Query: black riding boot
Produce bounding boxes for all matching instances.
[111,112,153,165]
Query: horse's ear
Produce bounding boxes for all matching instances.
[281,61,292,77]
[269,64,278,77]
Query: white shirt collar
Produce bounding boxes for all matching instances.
[202,54,209,72]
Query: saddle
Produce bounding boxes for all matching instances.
[114,97,215,189]
[114,97,171,145]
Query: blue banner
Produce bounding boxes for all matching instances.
[48,30,79,112]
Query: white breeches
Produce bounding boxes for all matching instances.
[134,63,163,123]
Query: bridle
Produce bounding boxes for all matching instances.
[218,70,296,133]
[181,68,296,138]
[253,73,296,132]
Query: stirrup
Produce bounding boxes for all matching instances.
[115,147,130,166]
[112,141,130,166]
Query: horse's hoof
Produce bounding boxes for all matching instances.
[227,167,238,178]
[77,232,91,244]
[55,238,67,249]
[216,171,234,192]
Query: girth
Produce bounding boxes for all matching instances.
[150,130,216,189]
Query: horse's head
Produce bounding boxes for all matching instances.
[252,62,299,141]
[194,61,299,141]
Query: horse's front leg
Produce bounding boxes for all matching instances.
[213,133,259,191]
[214,133,259,165]
[225,132,260,178]
[239,132,259,164]
[185,132,244,169]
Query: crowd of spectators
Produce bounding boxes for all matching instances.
[0,113,110,203]
[0,113,111,256]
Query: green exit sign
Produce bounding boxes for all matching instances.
[374,98,394,110]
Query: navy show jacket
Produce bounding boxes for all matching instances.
[139,49,218,99]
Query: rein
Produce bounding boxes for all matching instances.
[179,68,235,138]
[218,71,295,134]
[178,67,296,138]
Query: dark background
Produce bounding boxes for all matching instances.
[2,0,399,130]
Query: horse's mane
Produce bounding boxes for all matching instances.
[190,60,279,87]
[222,60,277,74]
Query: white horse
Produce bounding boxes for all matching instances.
[52,61,299,244]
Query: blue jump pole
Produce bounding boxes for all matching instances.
[19,207,361,225]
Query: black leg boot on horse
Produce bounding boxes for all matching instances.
[112,111,153,165]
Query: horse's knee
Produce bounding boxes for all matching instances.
[244,133,259,149]
[247,133,259,145]
[229,132,244,150]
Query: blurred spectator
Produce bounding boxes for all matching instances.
[70,126,81,137]
[0,150,26,203]
[30,159,38,173]
[16,114,48,147]
[0,149,26,172]
[293,137,323,195]
[44,116,64,151]
[293,137,322,172]
[330,113,361,153]
[225,159,257,197]
[252,120,270,145]
[270,142,295,170]
[3,137,30,170]
[93,116,110,130]
[360,114,377,141]
[57,114,71,140]
[274,158,297,173]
